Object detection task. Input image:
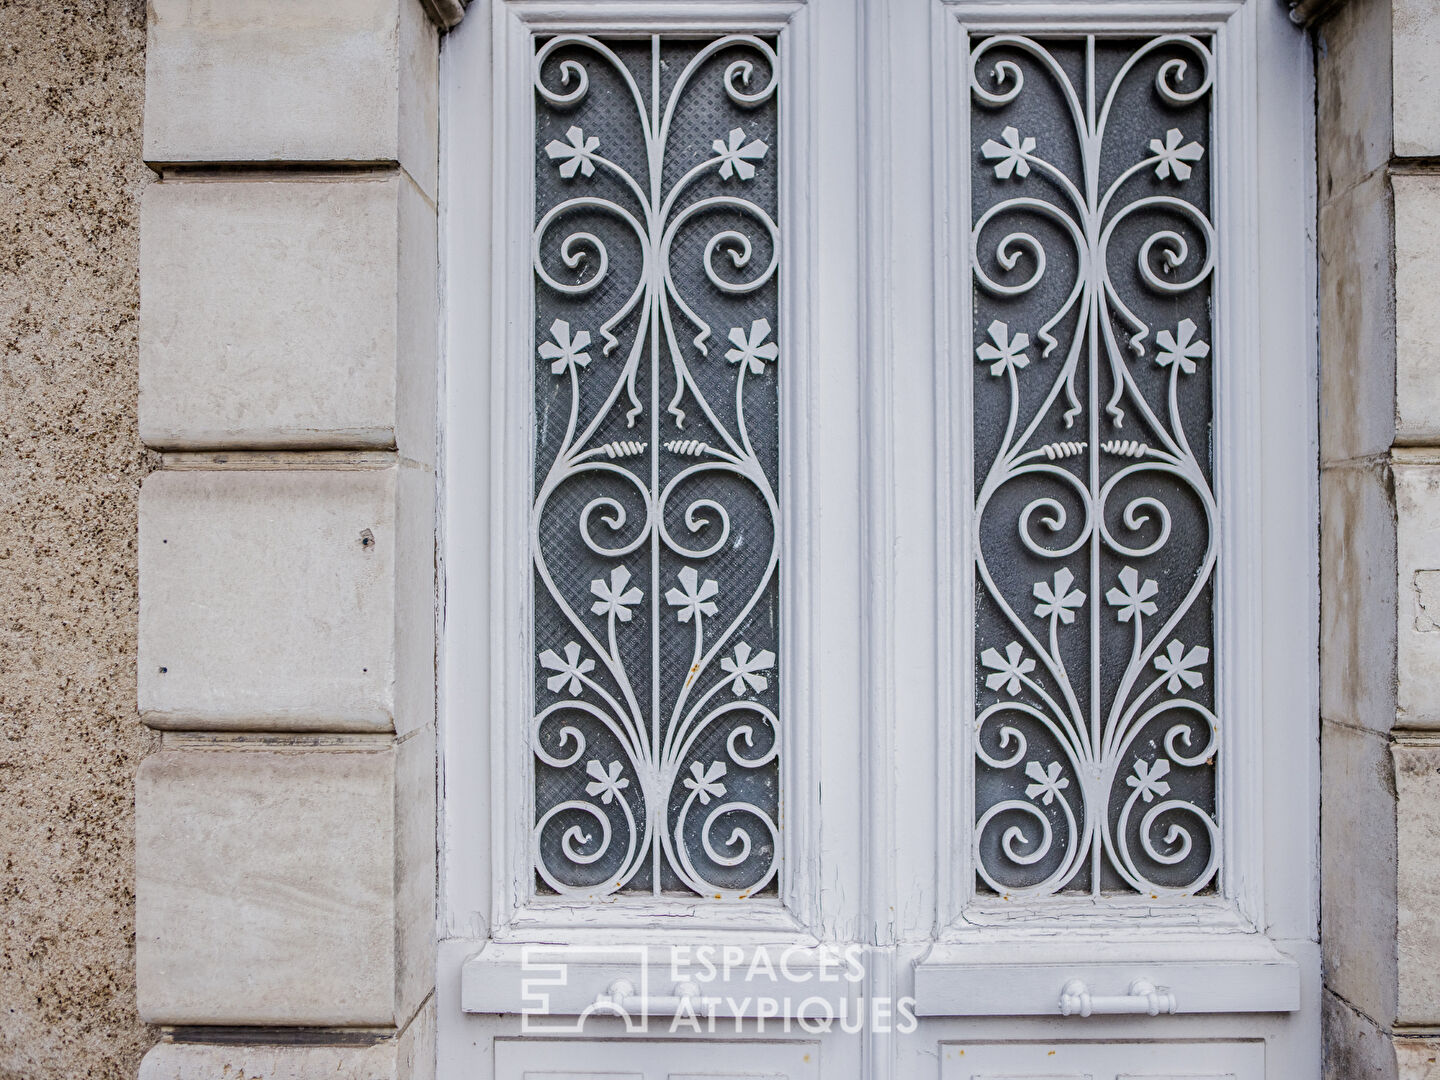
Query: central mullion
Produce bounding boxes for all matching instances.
[649,33,662,897]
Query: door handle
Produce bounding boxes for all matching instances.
[1058,978,1177,1017]
[595,977,716,1016]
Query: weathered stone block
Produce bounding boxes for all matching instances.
[144,0,439,198]
[1322,1015,1440,1080]
[1396,463,1440,727]
[1316,0,1393,201]
[1321,462,1398,731]
[1325,989,1398,1080]
[140,176,436,458]
[139,465,434,734]
[140,1036,419,1080]
[1394,0,1440,160]
[1321,720,1398,1026]
[1398,1036,1440,1079]
[395,724,437,1023]
[1394,175,1440,444]
[1396,740,1440,1025]
[136,736,434,1027]
[1319,170,1396,465]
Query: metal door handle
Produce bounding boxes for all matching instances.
[595,978,715,1016]
[1058,978,1177,1016]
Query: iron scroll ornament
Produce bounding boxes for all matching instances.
[969,35,1221,898]
[530,36,781,899]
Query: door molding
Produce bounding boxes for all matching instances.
[917,0,1316,1015]
[441,0,874,957]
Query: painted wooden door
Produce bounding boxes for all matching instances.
[438,0,1318,1077]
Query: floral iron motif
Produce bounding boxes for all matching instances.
[530,35,781,898]
[969,35,1220,898]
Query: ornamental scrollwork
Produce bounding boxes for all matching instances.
[968,35,1220,898]
[530,35,780,899]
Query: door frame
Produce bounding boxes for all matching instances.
[438,0,877,1006]
[904,0,1317,1029]
[435,0,1320,1074]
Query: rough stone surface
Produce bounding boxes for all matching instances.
[138,997,435,1080]
[138,465,407,732]
[0,2,160,1077]
[140,175,437,458]
[1318,168,1396,465]
[1324,989,1397,1080]
[1395,175,1440,444]
[136,740,403,1026]
[1321,719,1399,1026]
[1324,1006,1440,1080]
[139,1041,405,1080]
[1393,0,1440,159]
[1315,0,1393,203]
[395,724,437,1023]
[1399,1036,1440,1079]
[1320,460,1398,730]
[1396,740,1440,1025]
[143,0,439,199]
[1395,464,1440,727]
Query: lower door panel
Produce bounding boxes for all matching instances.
[496,1038,821,1080]
[939,1040,1264,1080]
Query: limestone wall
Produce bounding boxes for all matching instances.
[1315,0,1440,1075]
[129,1,443,1076]
[0,2,158,1078]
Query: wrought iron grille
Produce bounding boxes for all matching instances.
[968,34,1220,898]
[530,34,781,898]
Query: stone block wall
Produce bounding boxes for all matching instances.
[1315,0,1440,1074]
[130,0,455,1075]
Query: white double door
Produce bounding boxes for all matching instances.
[438,0,1319,1077]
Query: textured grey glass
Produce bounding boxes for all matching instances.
[531,35,781,898]
[968,35,1219,897]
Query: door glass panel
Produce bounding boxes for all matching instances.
[969,35,1219,898]
[531,35,782,899]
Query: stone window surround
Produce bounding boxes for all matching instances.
[129,0,1440,1078]
[135,1,453,1077]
